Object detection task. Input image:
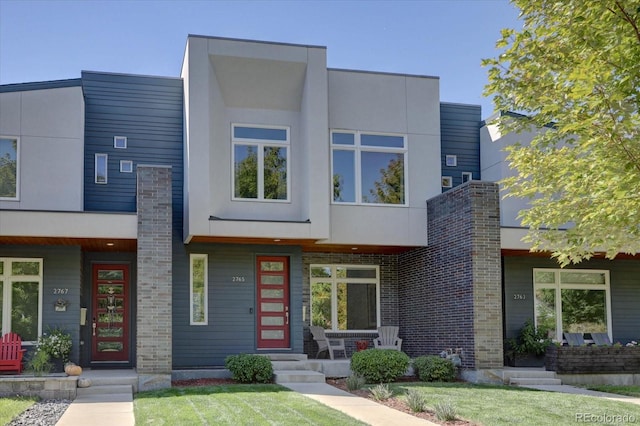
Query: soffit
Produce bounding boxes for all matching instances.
[210,55,307,111]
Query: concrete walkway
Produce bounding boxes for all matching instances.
[282,382,438,426]
[55,391,135,426]
[520,384,640,406]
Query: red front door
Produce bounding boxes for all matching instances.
[257,256,290,349]
[92,264,129,362]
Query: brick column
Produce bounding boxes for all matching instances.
[399,181,503,376]
[136,165,172,390]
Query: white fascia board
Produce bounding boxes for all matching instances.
[0,210,137,239]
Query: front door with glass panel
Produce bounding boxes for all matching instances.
[92,264,129,362]
[257,256,290,349]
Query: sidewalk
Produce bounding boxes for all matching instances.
[520,384,640,406]
[282,382,438,426]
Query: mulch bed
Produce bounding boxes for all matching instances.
[326,378,475,426]
[171,377,474,425]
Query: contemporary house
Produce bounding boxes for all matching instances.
[1,35,637,390]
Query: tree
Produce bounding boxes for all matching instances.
[365,154,405,204]
[483,0,640,265]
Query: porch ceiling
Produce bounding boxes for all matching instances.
[189,235,418,254]
[0,236,136,252]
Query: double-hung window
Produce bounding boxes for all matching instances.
[232,124,290,201]
[310,265,380,332]
[331,131,407,205]
[0,258,43,343]
[533,268,611,342]
[0,137,19,200]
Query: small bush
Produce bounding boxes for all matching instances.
[345,374,366,391]
[370,383,393,401]
[434,400,457,421]
[405,388,426,412]
[412,355,457,382]
[26,350,51,376]
[224,354,273,383]
[350,349,410,383]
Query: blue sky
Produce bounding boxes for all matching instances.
[0,0,521,117]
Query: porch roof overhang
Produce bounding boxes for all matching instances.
[0,210,137,251]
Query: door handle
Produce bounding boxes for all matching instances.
[92,318,97,336]
[285,306,289,325]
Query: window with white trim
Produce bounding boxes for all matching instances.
[114,136,127,149]
[533,268,611,342]
[331,131,407,205]
[232,124,289,201]
[95,153,108,184]
[190,254,208,325]
[0,258,43,343]
[310,265,379,331]
[120,160,133,173]
[0,137,19,200]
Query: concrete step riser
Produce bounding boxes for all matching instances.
[85,378,138,388]
[273,370,326,384]
[77,384,133,396]
[264,354,308,362]
[502,372,558,381]
[271,361,313,371]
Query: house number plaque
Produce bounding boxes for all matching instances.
[53,288,69,295]
[513,294,526,300]
[232,276,246,283]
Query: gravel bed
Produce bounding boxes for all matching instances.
[7,399,72,426]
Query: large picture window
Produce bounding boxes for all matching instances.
[533,268,611,342]
[331,131,407,205]
[190,254,208,325]
[0,137,19,199]
[0,258,43,343]
[232,124,289,201]
[310,265,379,332]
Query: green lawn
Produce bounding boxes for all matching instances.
[583,385,640,398]
[395,383,640,425]
[134,384,367,426]
[0,396,37,425]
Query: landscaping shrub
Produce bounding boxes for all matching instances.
[350,349,410,383]
[224,354,273,383]
[412,355,457,382]
[345,374,366,391]
[405,388,426,412]
[370,383,393,401]
[434,400,457,421]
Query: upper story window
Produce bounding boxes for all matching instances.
[0,258,43,343]
[232,124,290,202]
[95,154,108,184]
[0,137,19,200]
[113,136,127,149]
[331,131,407,205]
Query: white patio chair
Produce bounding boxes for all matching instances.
[373,326,402,351]
[309,326,346,360]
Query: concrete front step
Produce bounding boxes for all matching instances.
[510,377,563,386]
[502,369,558,382]
[271,360,315,371]
[274,370,326,384]
[77,384,133,397]
[264,353,308,362]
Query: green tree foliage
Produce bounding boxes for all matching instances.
[263,147,287,200]
[234,146,258,198]
[483,1,640,265]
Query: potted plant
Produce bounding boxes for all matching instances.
[36,327,72,373]
[505,320,552,367]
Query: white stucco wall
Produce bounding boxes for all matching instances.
[0,86,84,211]
[325,70,441,246]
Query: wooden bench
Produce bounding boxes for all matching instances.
[0,332,26,374]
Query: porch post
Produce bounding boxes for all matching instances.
[136,165,173,390]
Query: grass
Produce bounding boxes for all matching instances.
[0,396,37,425]
[582,385,640,398]
[395,382,640,425]
[134,384,367,426]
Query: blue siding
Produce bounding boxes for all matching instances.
[439,102,481,190]
[172,244,303,367]
[0,78,82,93]
[503,256,640,343]
[82,71,183,228]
